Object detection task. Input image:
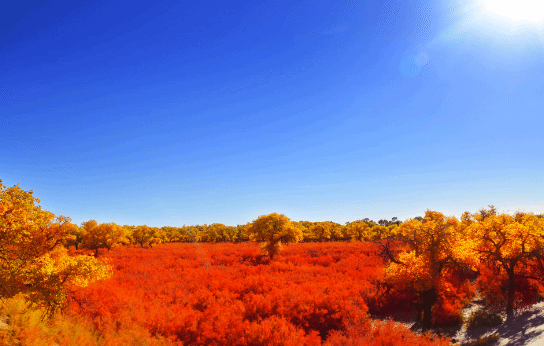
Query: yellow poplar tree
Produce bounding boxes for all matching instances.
[0,180,112,316]
[383,210,474,329]
[131,225,162,247]
[247,213,303,260]
[81,221,128,256]
[346,221,371,241]
[465,210,544,319]
[310,222,332,242]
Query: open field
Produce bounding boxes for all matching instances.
[69,241,383,345]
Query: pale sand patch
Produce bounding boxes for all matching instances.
[498,301,544,346]
[456,300,544,345]
[389,299,544,345]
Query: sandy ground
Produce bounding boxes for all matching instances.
[400,299,544,345]
[493,301,544,346]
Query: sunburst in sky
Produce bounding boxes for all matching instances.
[480,0,544,23]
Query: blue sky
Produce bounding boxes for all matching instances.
[2,0,543,227]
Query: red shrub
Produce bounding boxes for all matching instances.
[68,242,452,345]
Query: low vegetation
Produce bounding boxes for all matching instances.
[465,310,503,330]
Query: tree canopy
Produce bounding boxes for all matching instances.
[464,208,544,318]
[247,213,303,260]
[382,210,474,329]
[0,180,112,315]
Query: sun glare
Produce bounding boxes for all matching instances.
[481,0,544,22]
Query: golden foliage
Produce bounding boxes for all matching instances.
[247,213,303,259]
[0,180,112,315]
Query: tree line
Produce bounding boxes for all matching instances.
[66,217,403,252]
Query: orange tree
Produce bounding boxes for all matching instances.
[247,213,303,260]
[0,180,111,315]
[464,209,544,319]
[381,210,475,329]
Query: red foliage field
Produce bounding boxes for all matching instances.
[69,242,452,345]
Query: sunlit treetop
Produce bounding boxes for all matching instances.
[0,180,112,316]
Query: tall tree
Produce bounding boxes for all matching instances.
[465,209,544,319]
[383,210,474,329]
[0,180,111,315]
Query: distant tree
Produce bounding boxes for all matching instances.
[235,224,250,242]
[310,222,332,242]
[194,224,208,242]
[64,225,85,250]
[247,213,303,260]
[181,225,198,242]
[81,221,128,256]
[80,220,101,256]
[327,222,345,241]
[477,205,498,220]
[208,223,227,242]
[160,226,178,243]
[295,221,312,241]
[346,221,371,241]
[131,225,162,248]
[223,225,238,242]
[103,223,129,249]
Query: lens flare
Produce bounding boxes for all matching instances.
[481,0,544,22]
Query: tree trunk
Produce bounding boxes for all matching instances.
[267,240,280,260]
[421,288,438,330]
[506,269,516,321]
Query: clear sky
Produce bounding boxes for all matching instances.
[2,0,543,227]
